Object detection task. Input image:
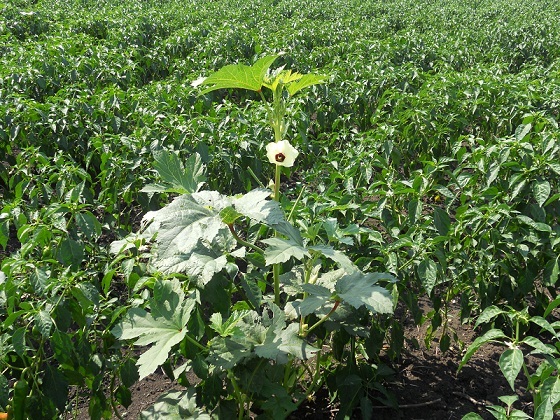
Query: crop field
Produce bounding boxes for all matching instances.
[1,0,560,418]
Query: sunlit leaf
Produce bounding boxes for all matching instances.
[112,279,196,379]
[262,237,309,265]
[335,272,393,314]
[499,348,523,391]
[197,55,279,94]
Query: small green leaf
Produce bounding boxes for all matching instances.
[75,211,102,240]
[532,180,551,207]
[543,258,559,286]
[309,245,357,273]
[34,310,53,338]
[219,206,243,225]
[534,398,554,420]
[144,150,206,194]
[0,220,9,249]
[197,55,279,94]
[30,267,49,294]
[433,207,451,236]
[120,359,139,388]
[540,376,560,407]
[417,259,438,296]
[458,329,507,372]
[499,348,524,391]
[43,365,69,413]
[461,413,484,420]
[474,305,507,329]
[498,395,519,408]
[517,215,552,232]
[408,199,422,224]
[233,189,302,244]
[210,310,251,337]
[12,327,27,357]
[57,238,84,268]
[528,316,557,338]
[515,122,532,141]
[255,323,319,363]
[522,336,555,355]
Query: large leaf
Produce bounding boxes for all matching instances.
[309,245,357,273]
[142,191,235,275]
[262,237,310,265]
[335,272,393,314]
[112,279,196,379]
[140,388,213,420]
[196,55,279,94]
[255,323,319,363]
[232,189,302,244]
[142,150,206,194]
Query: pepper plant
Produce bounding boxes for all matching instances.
[111,55,397,418]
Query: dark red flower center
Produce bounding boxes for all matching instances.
[275,153,286,162]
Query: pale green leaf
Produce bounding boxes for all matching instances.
[262,237,310,265]
[232,189,302,244]
[140,388,213,420]
[522,336,555,355]
[534,398,554,420]
[309,245,357,273]
[254,323,319,363]
[75,211,102,240]
[112,279,196,379]
[528,316,558,338]
[145,150,206,194]
[515,122,532,141]
[517,215,552,232]
[335,272,393,314]
[540,376,560,407]
[34,310,52,338]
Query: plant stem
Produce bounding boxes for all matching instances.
[302,301,340,337]
[110,373,125,420]
[227,224,264,253]
[273,164,282,306]
[228,370,245,420]
[184,333,206,351]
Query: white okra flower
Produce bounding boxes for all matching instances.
[266,140,299,167]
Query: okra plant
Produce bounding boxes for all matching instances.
[111,55,397,418]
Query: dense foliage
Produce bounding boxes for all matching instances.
[1,0,560,418]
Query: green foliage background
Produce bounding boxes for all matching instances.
[1,0,560,417]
